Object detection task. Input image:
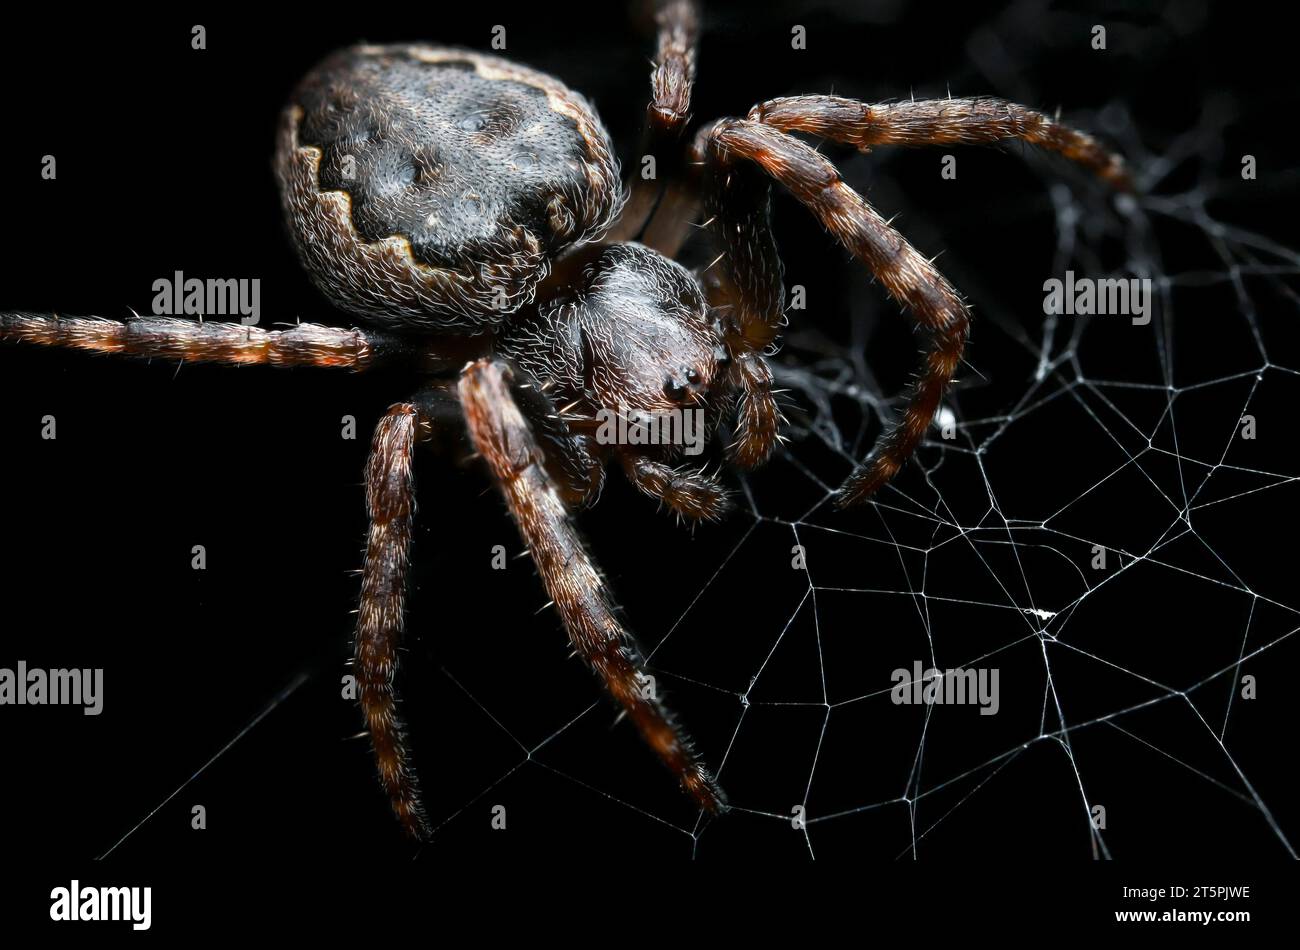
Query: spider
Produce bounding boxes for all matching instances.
[0,0,1130,839]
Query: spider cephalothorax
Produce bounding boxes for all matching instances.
[497,242,735,505]
[1,0,1131,839]
[502,242,726,417]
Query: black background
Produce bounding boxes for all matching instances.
[1,0,1296,918]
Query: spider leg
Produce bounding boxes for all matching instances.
[537,428,607,509]
[684,136,787,469]
[609,0,700,245]
[0,312,407,369]
[726,353,782,469]
[458,358,725,812]
[646,0,698,138]
[620,453,731,521]
[749,95,1132,190]
[699,119,972,505]
[354,401,433,839]
[510,378,607,509]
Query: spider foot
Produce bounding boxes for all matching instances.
[833,454,901,508]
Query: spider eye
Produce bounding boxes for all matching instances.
[663,375,690,401]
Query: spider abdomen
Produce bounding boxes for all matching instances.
[276,45,623,333]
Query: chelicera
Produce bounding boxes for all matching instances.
[1,1,1130,838]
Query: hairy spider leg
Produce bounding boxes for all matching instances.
[694,94,1129,502]
[353,402,434,839]
[749,95,1133,190]
[610,0,701,247]
[701,118,971,505]
[459,358,726,813]
[694,146,786,469]
[0,312,389,369]
[621,454,731,521]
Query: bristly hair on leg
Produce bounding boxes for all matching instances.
[354,403,431,839]
[459,358,727,812]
